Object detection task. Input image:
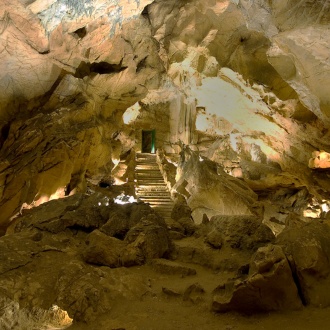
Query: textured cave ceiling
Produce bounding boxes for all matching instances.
[0,0,330,228]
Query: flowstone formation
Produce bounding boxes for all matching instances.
[1,0,330,327]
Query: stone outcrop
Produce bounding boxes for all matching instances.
[277,220,330,307]
[0,191,171,324]
[0,297,72,330]
[2,189,330,327]
[0,0,329,228]
[212,244,303,313]
[173,147,259,223]
[1,0,330,326]
[171,213,274,272]
[203,215,275,251]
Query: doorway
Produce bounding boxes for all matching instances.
[142,129,156,153]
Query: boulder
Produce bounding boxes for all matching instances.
[125,219,171,261]
[203,215,275,251]
[54,263,151,323]
[277,220,330,307]
[177,217,197,236]
[212,244,303,313]
[100,202,163,239]
[205,229,223,249]
[11,193,110,234]
[165,218,185,234]
[99,209,130,239]
[82,230,126,268]
[128,203,167,228]
[171,201,192,221]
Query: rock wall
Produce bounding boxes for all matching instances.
[0,0,164,228]
[0,0,330,227]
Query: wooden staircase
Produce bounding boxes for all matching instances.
[135,153,174,221]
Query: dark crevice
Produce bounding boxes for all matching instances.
[136,56,148,72]
[113,231,128,240]
[74,60,127,78]
[73,26,87,38]
[39,49,50,54]
[287,257,307,306]
[141,5,149,17]
[238,263,250,276]
[39,69,68,110]
[99,180,111,188]
[65,184,72,196]
[141,4,151,25]
[68,224,96,234]
[90,61,126,74]
[3,69,68,118]
[0,122,11,149]
[0,260,32,275]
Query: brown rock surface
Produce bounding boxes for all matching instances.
[173,147,259,223]
[0,0,330,229]
[277,220,330,307]
[1,191,330,328]
[1,0,330,328]
[212,244,303,313]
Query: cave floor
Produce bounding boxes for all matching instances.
[68,261,330,330]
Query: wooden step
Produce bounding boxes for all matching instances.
[135,152,174,219]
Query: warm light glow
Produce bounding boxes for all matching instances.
[123,102,140,124]
[20,187,67,212]
[194,69,289,162]
[309,150,330,169]
[303,209,321,218]
[303,198,330,218]
[96,196,110,207]
[46,304,73,329]
[195,73,282,135]
[114,193,137,204]
[0,300,73,329]
[321,201,330,213]
[49,186,66,201]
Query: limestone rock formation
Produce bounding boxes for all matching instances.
[0,191,171,324]
[277,220,330,307]
[0,0,329,230]
[1,190,330,328]
[309,150,330,169]
[1,0,330,327]
[0,297,72,330]
[0,0,163,230]
[173,147,259,223]
[203,214,275,250]
[212,244,303,313]
[171,213,274,273]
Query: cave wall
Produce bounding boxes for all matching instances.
[0,0,330,228]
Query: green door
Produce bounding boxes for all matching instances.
[142,130,155,153]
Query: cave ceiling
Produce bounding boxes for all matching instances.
[0,0,330,227]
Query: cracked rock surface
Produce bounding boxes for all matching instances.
[1,0,330,328]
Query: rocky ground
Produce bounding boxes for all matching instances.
[1,1,330,328]
[1,186,330,329]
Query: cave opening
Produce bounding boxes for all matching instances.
[142,129,156,153]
